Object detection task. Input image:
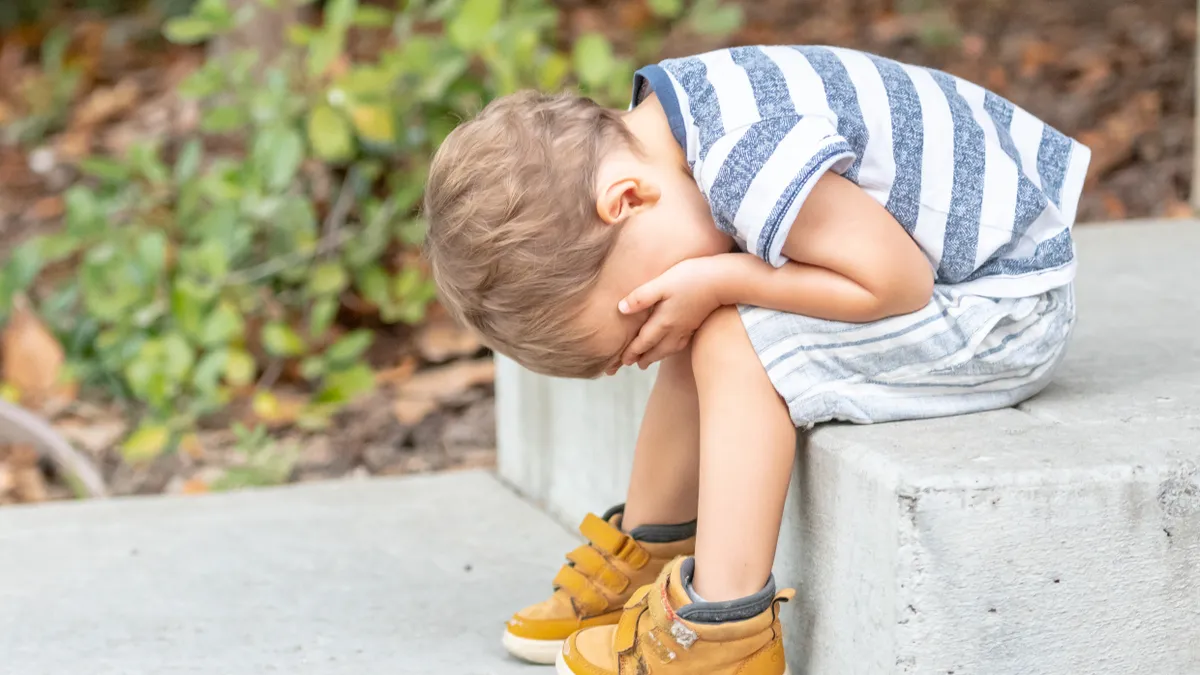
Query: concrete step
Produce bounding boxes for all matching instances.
[0,471,575,674]
[496,220,1200,674]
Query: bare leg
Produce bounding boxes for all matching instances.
[621,347,701,531]
[689,306,795,601]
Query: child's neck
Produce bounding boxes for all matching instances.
[621,93,689,173]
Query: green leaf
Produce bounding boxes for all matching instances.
[162,333,197,382]
[348,104,397,145]
[317,363,375,403]
[35,232,81,263]
[199,300,245,347]
[307,105,355,162]
[287,24,316,46]
[172,282,209,341]
[307,262,349,297]
[129,142,169,185]
[325,0,358,28]
[5,239,46,294]
[572,33,615,88]
[164,17,217,44]
[174,138,204,183]
[299,355,326,380]
[308,297,338,337]
[121,423,172,463]
[688,1,743,35]
[201,105,246,133]
[124,334,196,408]
[178,66,224,98]
[253,126,305,191]
[537,53,571,91]
[78,157,130,182]
[224,348,256,386]
[357,264,391,309]
[307,29,345,78]
[136,231,168,281]
[63,187,101,236]
[325,330,373,365]
[353,5,394,27]
[447,0,502,50]
[647,0,684,18]
[192,349,229,393]
[262,322,306,357]
[417,55,469,101]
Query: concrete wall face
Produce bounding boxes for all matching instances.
[495,222,1200,674]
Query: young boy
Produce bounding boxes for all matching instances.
[425,45,1088,674]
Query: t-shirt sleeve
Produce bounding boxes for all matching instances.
[697,115,856,267]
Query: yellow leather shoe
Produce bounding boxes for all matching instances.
[503,506,696,664]
[555,557,793,675]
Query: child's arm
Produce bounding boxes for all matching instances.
[712,171,934,323]
[617,173,934,369]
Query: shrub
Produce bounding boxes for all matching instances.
[0,0,742,461]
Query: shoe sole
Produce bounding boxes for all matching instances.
[555,649,793,674]
[503,631,563,665]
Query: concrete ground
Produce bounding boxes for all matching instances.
[0,470,575,675]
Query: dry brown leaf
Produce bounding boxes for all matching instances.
[0,462,14,497]
[393,398,439,426]
[1162,200,1194,219]
[1078,91,1162,182]
[2,296,67,406]
[376,356,418,386]
[616,0,653,31]
[961,34,986,60]
[55,419,128,456]
[1019,40,1061,79]
[179,433,205,460]
[9,444,47,503]
[1099,192,1128,220]
[400,359,495,402]
[180,478,209,495]
[985,66,1009,94]
[55,129,93,160]
[25,195,64,222]
[73,79,141,128]
[415,318,482,363]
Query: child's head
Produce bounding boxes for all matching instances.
[425,91,730,378]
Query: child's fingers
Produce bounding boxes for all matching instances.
[619,282,662,315]
[637,332,687,369]
[623,322,663,365]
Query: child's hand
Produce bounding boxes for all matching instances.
[617,257,726,369]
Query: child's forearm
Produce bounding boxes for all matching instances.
[712,253,928,323]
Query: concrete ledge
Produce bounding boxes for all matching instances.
[497,220,1200,673]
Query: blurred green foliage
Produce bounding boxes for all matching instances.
[0,0,742,463]
[0,0,195,29]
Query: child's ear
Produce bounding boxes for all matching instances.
[597,177,660,225]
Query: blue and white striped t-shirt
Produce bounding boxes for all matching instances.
[631,46,1092,298]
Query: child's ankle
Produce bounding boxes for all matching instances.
[605,503,698,542]
[679,558,776,624]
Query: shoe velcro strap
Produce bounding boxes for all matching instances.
[616,538,650,569]
[566,546,629,595]
[553,565,609,616]
[578,513,629,556]
[624,583,653,610]
[614,602,644,653]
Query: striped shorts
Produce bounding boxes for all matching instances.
[738,284,1075,428]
